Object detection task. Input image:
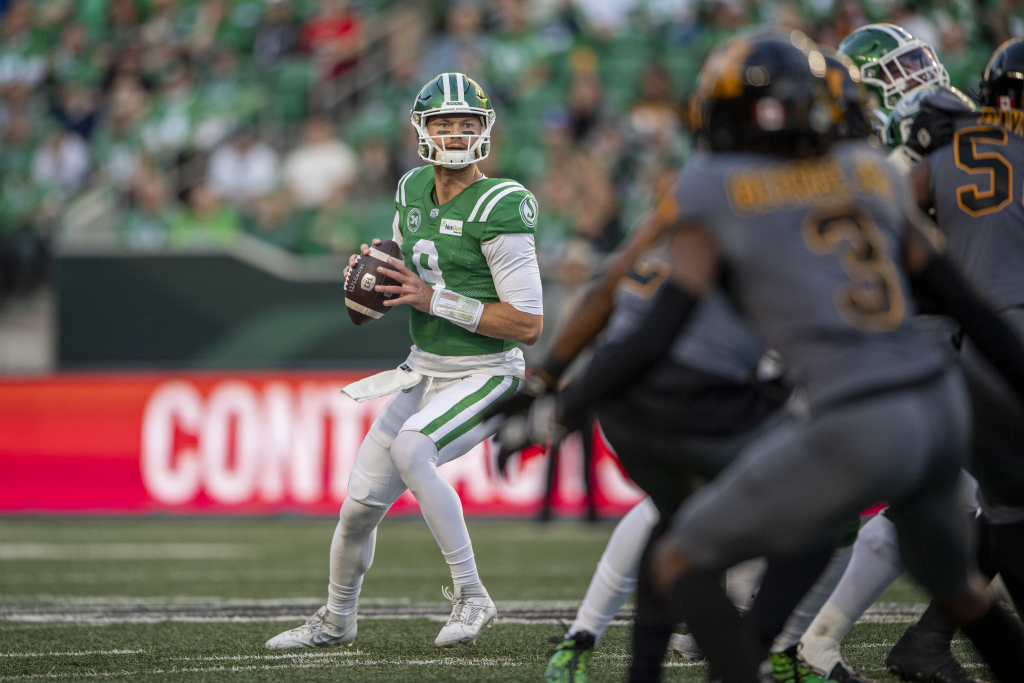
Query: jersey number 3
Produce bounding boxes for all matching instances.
[955,126,1013,217]
[802,205,906,333]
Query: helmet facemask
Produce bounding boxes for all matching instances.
[411,109,495,169]
[861,42,949,110]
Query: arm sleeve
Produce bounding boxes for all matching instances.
[481,233,543,315]
[559,282,699,422]
[392,210,402,247]
[912,255,1024,403]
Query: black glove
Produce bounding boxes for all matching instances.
[907,101,957,157]
[493,394,570,476]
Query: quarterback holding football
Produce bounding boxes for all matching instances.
[266,72,543,650]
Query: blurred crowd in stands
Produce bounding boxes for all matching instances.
[0,0,1020,302]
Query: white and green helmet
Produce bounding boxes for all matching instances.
[410,73,496,170]
[838,24,949,117]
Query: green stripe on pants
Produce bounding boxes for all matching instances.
[434,377,520,449]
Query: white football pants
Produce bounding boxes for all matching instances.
[327,374,520,617]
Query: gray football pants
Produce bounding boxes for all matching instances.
[669,368,974,599]
[961,308,1024,522]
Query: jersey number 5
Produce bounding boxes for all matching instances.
[955,126,1013,217]
[802,205,906,333]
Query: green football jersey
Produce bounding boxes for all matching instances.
[394,165,539,357]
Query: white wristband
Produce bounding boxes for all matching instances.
[430,288,484,333]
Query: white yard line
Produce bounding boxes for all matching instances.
[0,657,525,680]
[0,544,256,561]
[0,600,936,626]
[0,651,144,658]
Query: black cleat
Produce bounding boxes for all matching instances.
[885,628,979,683]
[824,659,876,683]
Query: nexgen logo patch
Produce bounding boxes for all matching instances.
[439,219,463,236]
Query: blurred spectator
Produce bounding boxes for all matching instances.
[351,134,397,197]
[51,77,100,140]
[283,114,357,209]
[1,114,37,176]
[253,0,298,70]
[299,0,365,80]
[628,65,683,141]
[169,182,241,247]
[244,190,308,251]
[889,1,939,48]
[122,172,175,250]
[50,22,92,83]
[104,0,141,49]
[416,0,488,84]
[485,0,552,104]
[208,128,279,203]
[141,60,198,156]
[141,0,187,49]
[566,72,606,143]
[0,0,48,90]
[193,48,267,149]
[32,129,89,193]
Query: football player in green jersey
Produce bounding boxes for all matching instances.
[266,73,543,651]
[838,23,949,130]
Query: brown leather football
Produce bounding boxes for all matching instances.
[345,240,404,326]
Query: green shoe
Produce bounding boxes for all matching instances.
[544,631,595,683]
[765,646,828,683]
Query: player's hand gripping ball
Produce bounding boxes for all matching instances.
[344,239,403,326]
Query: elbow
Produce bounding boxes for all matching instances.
[520,316,544,346]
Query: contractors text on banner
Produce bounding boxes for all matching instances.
[0,373,644,515]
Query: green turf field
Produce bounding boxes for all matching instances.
[0,517,993,682]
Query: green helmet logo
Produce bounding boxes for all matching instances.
[839,24,949,123]
[410,73,496,169]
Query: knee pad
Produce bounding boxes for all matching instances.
[390,431,438,483]
[339,497,386,538]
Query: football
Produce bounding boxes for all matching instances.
[345,240,404,326]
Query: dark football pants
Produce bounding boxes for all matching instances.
[669,367,973,601]
[961,308,1024,520]
[597,407,838,681]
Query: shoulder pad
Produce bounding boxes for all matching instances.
[467,179,531,223]
[395,166,430,207]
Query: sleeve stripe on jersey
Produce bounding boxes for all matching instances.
[480,187,530,222]
[468,181,524,221]
[396,168,417,206]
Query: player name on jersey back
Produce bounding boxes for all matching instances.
[727,155,893,214]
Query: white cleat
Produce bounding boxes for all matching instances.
[668,633,705,661]
[265,606,356,649]
[434,586,497,648]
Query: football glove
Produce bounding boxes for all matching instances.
[494,394,570,476]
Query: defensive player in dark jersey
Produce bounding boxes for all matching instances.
[489,187,829,683]
[491,45,884,683]
[523,33,1024,683]
[877,37,1024,683]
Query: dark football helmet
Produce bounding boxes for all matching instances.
[979,37,1024,110]
[689,32,839,156]
[822,49,871,140]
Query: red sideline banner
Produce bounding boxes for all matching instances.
[0,372,644,516]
